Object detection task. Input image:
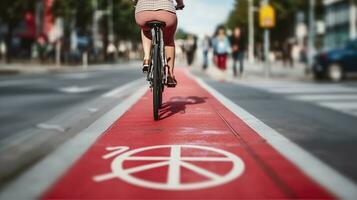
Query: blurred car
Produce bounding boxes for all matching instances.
[313,39,357,82]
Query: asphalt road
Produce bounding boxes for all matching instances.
[198,73,357,183]
[0,66,143,140]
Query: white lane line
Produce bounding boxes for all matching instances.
[101,79,144,98]
[36,123,66,132]
[58,85,101,94]
[266,87,357,94]
[290,94,357,102]
[0,83,148,200]
[56,73,93,80]
[191,72,357,200]
[319,102,357,110]
[87,108,99,113]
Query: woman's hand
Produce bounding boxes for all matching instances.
[175,0,185,10]
[175,4,185,10]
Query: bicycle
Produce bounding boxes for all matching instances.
[145,5,184,121]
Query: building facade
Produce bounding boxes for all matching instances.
[323,0,357,49]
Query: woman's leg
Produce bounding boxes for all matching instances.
[158,11,177,77]
[141,30,151,60]
[165,46,175,76]
[135,11,154,63]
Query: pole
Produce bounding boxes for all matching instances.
[307,0,316,72]
[264,29,270,77]
[263,0,270,77]
[248,0,255,63]
[108,0,114,43]
[350,0,357,39]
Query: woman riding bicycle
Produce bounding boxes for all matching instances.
[133,0,184,87]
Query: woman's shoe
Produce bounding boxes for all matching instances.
[166,75,177,88]
[142,59,150,73]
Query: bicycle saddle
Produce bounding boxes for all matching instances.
[146,21,166,28]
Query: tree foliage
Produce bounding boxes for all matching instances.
[52,0,93,33]
[113,0,140,41]
[0,0,34,28]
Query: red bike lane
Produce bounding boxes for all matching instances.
[42,69,334,199]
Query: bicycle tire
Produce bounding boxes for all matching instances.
[152,44,161,120]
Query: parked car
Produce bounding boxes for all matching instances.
[313,39,357,82]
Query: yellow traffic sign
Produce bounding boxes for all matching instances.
[259,4,276,29]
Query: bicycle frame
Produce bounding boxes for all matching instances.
[146,23,168,120]
[147,26,168,86]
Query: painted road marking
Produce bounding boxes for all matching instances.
[58,85,101,94]
[101,79,144,98]
[291,94,357,101]
[93,145,245,190]
[36,123,66,132]
[242,81,357,118]
[192,72,357,199]
[56,73,93,80]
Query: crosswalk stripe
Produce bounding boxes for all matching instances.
[291,94,357,102]
[266,87,357,94]
[318,102,357,110]
[245,81,357,117]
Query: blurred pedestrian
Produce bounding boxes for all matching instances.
[282,39,294,67]
[201,35,211,70]
[36,34,48,63]
[184,34,197,66]
[212,26,230,71]
[255,42,264,63]
[230,27,246,77]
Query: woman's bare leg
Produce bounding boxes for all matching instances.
[141,30,151,60]
[165,46,175,76]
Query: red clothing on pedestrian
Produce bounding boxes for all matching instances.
[216,54,227,70]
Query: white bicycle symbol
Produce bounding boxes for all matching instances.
[93,145,245,190]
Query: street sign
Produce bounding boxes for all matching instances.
[259,4,276,29]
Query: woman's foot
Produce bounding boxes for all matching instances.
[166,74,177,88]
[142,59,150,73]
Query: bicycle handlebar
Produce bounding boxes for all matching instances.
[175,5,185,10]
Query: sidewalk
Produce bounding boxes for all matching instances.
[187,55,312,83]
[1,68,337,199]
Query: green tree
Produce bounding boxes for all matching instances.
[113,0,140,42]
[226,0,323,43]
[0,0,34,62]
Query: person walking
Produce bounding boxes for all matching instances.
[282,39,294,67]
[230,27,246,77]
[212,26,230,71]
[184,34,197,66]
[201,35,211,70]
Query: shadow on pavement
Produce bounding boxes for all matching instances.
[159,96,207,120]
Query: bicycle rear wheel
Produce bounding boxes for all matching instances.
[152,44,162,120]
